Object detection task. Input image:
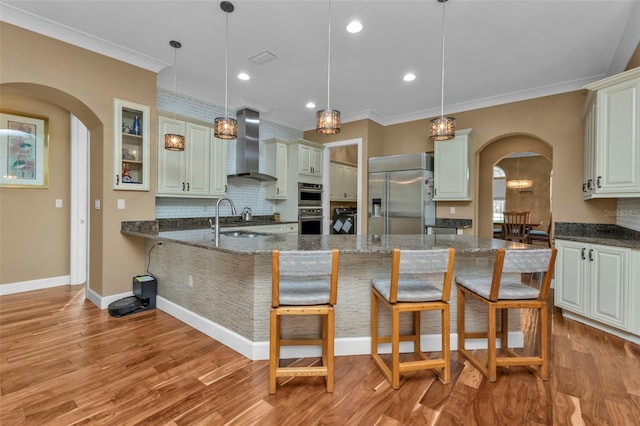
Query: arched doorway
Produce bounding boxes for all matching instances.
[0,82,103,295]
[478,134,552,239]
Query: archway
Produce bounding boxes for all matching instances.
[1,82,103,294]
[477,134,552,239]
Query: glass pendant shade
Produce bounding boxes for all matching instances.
[214,117,238,140]
[164,133,185,151]
[316,109,341,135]
[429,116,456,141]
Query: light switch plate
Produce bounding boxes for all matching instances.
[94,199,101,210]
[450,207,456,214]
[117,199,125,210]
[55,199,63,208]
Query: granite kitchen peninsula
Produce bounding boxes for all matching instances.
[121,220,532,360]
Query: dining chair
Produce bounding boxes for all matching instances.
[371,248,456,389]
[269,249,340,394]
[502,210,531,243]
[456,248,557,382]
[529,213,552,247]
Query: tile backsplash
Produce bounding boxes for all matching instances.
[615,198,640,232]
[155,88,303,219]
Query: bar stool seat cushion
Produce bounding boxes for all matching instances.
[529,230,549,236]
[372,278,442,302]
[279,278,331,305]
[456,276,540,300]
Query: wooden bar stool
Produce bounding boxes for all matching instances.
[456,248,557,382]
[269,249,340,394]
[370,248,455,389]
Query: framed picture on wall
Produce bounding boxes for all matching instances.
[0,112,49,188]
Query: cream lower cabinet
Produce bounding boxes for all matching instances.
[555,239,637,338]
[157,116,227,197]
[264,138,289,199]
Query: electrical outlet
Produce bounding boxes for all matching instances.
[450,207,456,214]
[188,274,193,288]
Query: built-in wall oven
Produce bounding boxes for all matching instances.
[299,207,323,234]
[298,182,323,206]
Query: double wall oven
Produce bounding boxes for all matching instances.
[298,182,323,234]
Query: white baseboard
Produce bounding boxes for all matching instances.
[85,288,134,310]
[0,275,70,296]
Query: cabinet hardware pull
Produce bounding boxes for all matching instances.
[587,179,592,190]
[276,187,280,194]
[588,249,594,261]
[116,174,120,185]
[187,183,190,191]
[581,247,586,260]
[225,185,227,193]
[596,176,602,188]
[182,182,185,191]
[582,183,586,192]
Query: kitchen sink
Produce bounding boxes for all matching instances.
[219,230,268,238]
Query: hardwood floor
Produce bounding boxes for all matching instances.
[1,285,639,425]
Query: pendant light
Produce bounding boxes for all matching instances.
[429,0,455,141]
[507,156,533,191]
[316,0,341,135]
[164,40,186,151]
[214,1,238,140]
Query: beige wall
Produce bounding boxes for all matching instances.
[1,22,157,297]
[497,155,552,226]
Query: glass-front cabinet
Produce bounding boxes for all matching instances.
[114,98,150,190]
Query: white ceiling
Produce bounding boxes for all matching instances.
[2,0,639,131]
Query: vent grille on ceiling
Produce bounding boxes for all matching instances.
[249,50,278,65]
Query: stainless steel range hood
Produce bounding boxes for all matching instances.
[227,108,277,182]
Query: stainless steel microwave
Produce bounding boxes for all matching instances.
[298,182,322,206]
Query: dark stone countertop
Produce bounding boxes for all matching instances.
[428,218,473,229]
[554,222,640,249]
[122,221,529,255]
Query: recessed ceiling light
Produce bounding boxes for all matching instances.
[403,73,416,82]
[237,72,250,80]
[346,20,363,33]
[306,102,316,109]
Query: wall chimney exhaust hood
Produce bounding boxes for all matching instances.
[227,108,277,182]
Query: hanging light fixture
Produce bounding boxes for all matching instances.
[316,0,341,135]
[507,156,533,190]
[429,0,455,141]
[214,1,238,140]
[164,40,186,151]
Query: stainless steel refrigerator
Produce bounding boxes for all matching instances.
[368,153,435,234]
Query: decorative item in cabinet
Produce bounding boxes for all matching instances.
[114,98,150,190]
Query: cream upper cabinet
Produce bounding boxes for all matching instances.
[298,141,323,177]
[555,239,636,339]
[264,138,289,199]
[114,98,150,190]
[433,128,471,201]
[210,134,228,197]
[330,162,357,201]
[583,67,640,198]
[157,115,227,198]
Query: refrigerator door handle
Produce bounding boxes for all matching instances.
[384,174,390,234]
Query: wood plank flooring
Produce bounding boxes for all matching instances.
[1,285,639,425]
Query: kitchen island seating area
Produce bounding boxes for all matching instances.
[269,249,340,394]
[456,248,558,382]
[370,248,456,389]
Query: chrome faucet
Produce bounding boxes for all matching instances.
[214,197,237,246]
